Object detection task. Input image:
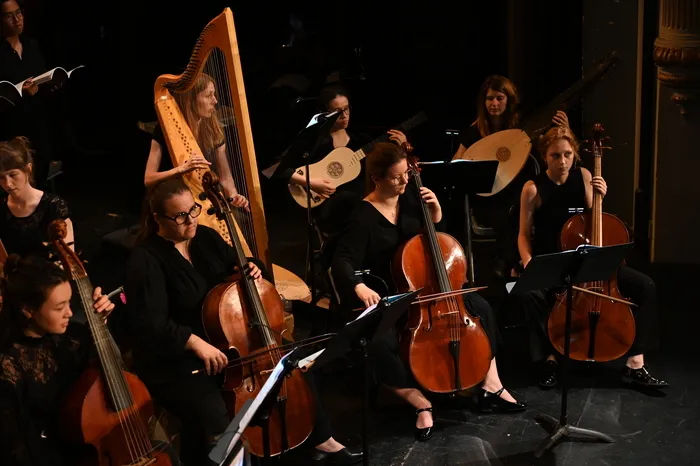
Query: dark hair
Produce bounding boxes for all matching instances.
[0,136,35,185]
[319,85,349,111]
[365,142,408,193]
[474,75,520,138]
[137,177,191,243]
[0,254,70,349]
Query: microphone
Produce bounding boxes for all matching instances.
[294,96,320,105]
[354,269,390,308]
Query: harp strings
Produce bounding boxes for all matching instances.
[205,48,259,257]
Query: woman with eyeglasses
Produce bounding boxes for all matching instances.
[278,85,410,236]
[331,142,525,442]
[124,178,362,466]
[145,73,249,210]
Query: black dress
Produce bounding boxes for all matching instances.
[0,192,71,260]
[0,35,53,189]
[331,184,498,388]
[124,225,331,465]
[519,168,659,362]
[0,324,90,466]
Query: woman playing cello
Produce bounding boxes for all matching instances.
[124,178,361,466]
[517,126,668,390]
[0,254,117,466]
[331,142,525,442]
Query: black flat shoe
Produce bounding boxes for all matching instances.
[476,387,527,413]
[415,407,434,441]
[538,360,558,389]
[311,447,363,465]
[621,365,669,389]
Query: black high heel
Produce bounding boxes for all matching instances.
[414,407,434,441]
[476,387,527,413]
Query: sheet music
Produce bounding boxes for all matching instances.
[306,110,340,128]
[347,293,410,325]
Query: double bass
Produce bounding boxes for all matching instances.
[200,171,315,457]
[547,123,636,361]
[49,219,173,465]
[392,156,492,393]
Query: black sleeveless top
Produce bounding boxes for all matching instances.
[532,168,587,256]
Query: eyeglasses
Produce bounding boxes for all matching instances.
[2,9,23,21]
[160,203,202,225]
[332,105,350,116]
[386,168,415,185]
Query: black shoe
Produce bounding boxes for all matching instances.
[538,360,558,389]
[415,407,434,441]
[621,365,669,389]
[311,447,363,465]
[476,387,527,413]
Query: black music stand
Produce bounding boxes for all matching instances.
[418,160,498,284]
[209,349,302,466]
[262,111,341,306]
[506,243,633,457]
[310,290,421,466]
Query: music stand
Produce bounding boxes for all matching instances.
[262,111,341,306]
[209,349,301,466]
[418,160,498,284]
[309,290,421,466]
[506,243,634,457]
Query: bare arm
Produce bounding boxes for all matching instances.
[144,140,182,187]
[581,167,594,209]
[517,181,539,268]
[65,218,75,252]
[215,144,237,198]
[453,143,468,160]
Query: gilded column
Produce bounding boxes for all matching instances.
[653,0,700,114]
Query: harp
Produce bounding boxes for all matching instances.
[153,8,310,309]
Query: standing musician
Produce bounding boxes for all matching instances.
[331,142,525,442]
[0,137,73,259]
[280,85,410,236]
[452,75,569,276]
[0,254,117,466]
[124,178,362,466]
[517,126,668,390]
[144,73,249,209]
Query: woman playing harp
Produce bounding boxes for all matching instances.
[145,72,249,210]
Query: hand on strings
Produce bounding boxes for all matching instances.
[228,193,249,211]
[355,283,380,308]
[192,338,228,375]
[22,78,39,96]
[591,176,607,197]
[234,262,262,281]
[552,110,569,128]
[92,286,116,322]
[178,154,211,174]
[309,178,335,198]
[387,129,408,146]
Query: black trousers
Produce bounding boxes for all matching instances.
[518,265,659,363]
[367,292,498,389]
[140,367,333,466]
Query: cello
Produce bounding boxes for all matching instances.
[199,171,315,457]
[392,156,492,393]
[49,219,173,466]
[547,123,636,361]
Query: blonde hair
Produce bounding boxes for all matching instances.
[474,75,520,138]
[537,126,581,165]
[173,73,224,155]
[0,136,35,185]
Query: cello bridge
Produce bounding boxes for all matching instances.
[130,458,157,466]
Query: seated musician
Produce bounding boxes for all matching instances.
[451,75,569,277]
[331,142,525,442]
[0,137,73,259]
[517,126,668,390]
[279,85,410,236]
[0,254,116,466]
[124,178,362,466]
[144,72,249,209]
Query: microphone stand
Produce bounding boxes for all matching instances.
[304,149,317,306]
